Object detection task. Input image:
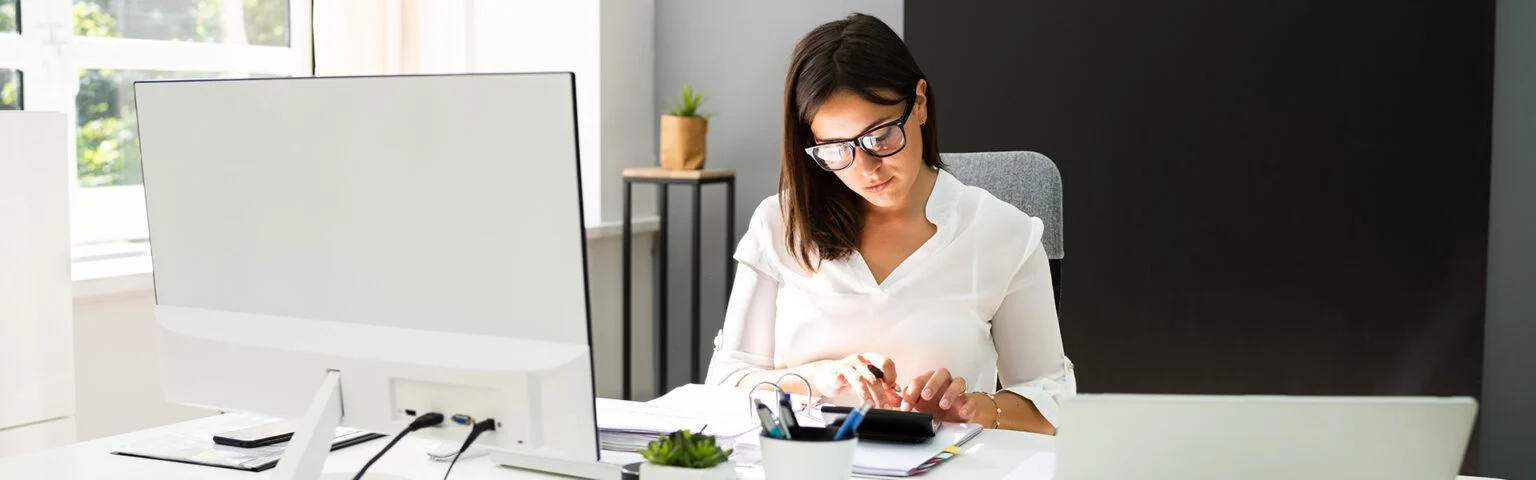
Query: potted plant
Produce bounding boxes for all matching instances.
[660,83,710,170]
[639,430,735,480]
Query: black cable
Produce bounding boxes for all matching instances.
[352,413,444,480]
[443,418,497,480]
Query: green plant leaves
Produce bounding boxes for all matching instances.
[640,429,733,468]
[665,83,712,117]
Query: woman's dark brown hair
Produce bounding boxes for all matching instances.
[781,13,942,272]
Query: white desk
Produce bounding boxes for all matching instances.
[0,415,1497,480]
[0,414,1053,479]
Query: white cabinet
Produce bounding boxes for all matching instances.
[0,418,76,458]
[0,112,75,456]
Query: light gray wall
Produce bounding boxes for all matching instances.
[1481,0,1536,477]
[652,1,903,389]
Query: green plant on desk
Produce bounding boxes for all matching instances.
[642,430,732,469]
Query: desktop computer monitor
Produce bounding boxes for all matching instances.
[135,73,616,479]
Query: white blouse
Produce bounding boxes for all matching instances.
[705,169,1076,426]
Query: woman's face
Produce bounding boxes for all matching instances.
[808,81,929,210]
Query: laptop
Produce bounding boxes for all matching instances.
[1057,394,1477,480]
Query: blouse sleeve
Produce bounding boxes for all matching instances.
[704,203,781,387]
[992,216,1077,427]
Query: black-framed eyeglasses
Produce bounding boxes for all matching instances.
[803,97,915,172]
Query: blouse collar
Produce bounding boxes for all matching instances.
[925,167,961,246]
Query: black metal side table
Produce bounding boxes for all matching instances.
[621,167,736,400]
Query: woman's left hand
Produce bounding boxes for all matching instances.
[900,368,973,423]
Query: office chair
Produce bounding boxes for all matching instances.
[942,151,1065,308]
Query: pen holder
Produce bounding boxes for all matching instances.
[758,426,857,480]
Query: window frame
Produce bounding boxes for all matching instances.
[2,0,311,262]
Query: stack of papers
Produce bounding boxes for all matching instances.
[595,384,785,454]
[649,383,824,431]
[595,398,707,452]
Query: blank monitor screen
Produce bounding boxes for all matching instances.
[135,74,590,346]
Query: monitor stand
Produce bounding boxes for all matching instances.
[269,369,618,480]
[272,370,346,480]
[270,370,414,480]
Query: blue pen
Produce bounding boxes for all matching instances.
[833,401,872,440]
[755,400,786,439]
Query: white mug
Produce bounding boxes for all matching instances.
[758,427,858,480]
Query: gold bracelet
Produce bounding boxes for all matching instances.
[982,392,1003,429]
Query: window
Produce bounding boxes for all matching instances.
[0,70,18,109]
[2,1,17,110]
[77,69,215,187]
[74,0,289,46]
[0,0,15,34]
[1,0,310,278]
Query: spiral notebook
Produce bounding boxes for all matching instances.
[730,420,982,478]
[846,422,983,478]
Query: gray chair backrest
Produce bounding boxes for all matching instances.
[942,151,1064,260]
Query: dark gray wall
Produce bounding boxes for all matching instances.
[1480,0,1536,476]
[906,0,1492,470]
[651,1,903,390]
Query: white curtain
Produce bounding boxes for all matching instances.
[312,0,423,75]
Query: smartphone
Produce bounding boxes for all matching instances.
[213,421,297,448]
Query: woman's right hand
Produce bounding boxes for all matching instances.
[798,353,903,408]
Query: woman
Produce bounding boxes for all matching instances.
[704,13,1074,434]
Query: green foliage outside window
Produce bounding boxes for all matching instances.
[1,1,16,110]
[1,71,18,110]
[71,0,287,187]
[0,0,15,32]
[0,1,288,184]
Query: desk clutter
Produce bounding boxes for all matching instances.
[599,383,983,478]
[109,413,384,472]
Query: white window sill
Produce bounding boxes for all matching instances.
[71,216,662,301]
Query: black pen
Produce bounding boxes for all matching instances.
[777,392,799,428]
[868,365,905,404]
[868,365,905,391]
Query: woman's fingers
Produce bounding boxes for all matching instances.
[859,352,899,389]
[854,353,899,409]
[957,396,975,420]
[844,354,881,384]
[814,362,850,397]
[874,382,894,409]
[859,353,901,409]
[884,384,904,408]
[861,379,883,408]
[836,363,880,406]
[921,368,952,402]
[822,362,971,418]
[940,376,968,411]
[933,376,970,409]
[902,370,935,410]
